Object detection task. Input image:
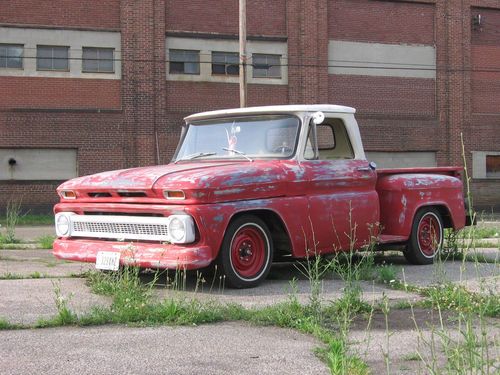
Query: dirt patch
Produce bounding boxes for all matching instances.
[351,307,458,332]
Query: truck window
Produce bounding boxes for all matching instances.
[304,119,354,160]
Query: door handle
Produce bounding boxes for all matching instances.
[357,166,371,172]
[357,162,377,172]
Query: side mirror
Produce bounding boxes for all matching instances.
[312,111,325,125]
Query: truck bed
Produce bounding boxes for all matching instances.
[375,166,466,240]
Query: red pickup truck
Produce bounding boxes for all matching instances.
[53,105,468,288]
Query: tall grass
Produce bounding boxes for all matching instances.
[0,198,22,244]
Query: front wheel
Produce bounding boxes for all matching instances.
[404,207,443,265]
[218,215,273,288]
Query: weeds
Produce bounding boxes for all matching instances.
[0,317,24,330]
[37,235,55,249]
[0,214,54,226]
[36,280,76,327]
[0,198,22,244]
[376,263,398,284]
[421,283,499,318]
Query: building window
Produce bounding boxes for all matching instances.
[169,49,200,75]
[486,155,500,178]
[212,51,239,76]
[252,54,281,78]
[0,44,23,69]
[472,151,500,179]
[82,47,114,73]
[37,45,69,71]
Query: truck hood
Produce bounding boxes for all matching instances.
[58,161,298,203]
[59,162,240,191]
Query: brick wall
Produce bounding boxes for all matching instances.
[329,76,436,116]
[165,0,287,36]
[166,81,288,112]
[0,0,120,29]
[0,110,124,211]
[1,0,500,212]
[0,77,121,110]
[469,6,500,208]
[328,0,435,44]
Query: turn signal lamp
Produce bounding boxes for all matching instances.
[60,190,77,200]
[163,190,185,200]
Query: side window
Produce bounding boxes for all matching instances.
[304,119,354,160]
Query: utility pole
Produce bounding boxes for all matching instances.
[239,0,247,107]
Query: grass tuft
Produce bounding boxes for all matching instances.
[37,235,56,249]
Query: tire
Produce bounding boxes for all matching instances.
[217,215,273,288]
[404,207,443,265]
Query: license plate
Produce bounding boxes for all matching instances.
[95,251,121,271]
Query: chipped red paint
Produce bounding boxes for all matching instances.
[53,106,468,273]
[377,171,466,237]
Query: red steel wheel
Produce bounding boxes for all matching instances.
[218,215,273,288]
[405,207,443,265]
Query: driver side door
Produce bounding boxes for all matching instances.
[301,118,379,253]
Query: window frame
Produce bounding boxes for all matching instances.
[82,47,115,74]
[169,49,200,75]
[211,51,240,76]
[36,45,70,72]
[304,119,355,161]
[472,151,500,180]
[0,44,24,69]
[252,53,281,79]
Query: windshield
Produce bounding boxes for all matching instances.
[174,115,300,162]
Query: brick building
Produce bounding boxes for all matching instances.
[0,0,499,213]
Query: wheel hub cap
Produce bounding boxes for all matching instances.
[418,214,441,256]
[230,226,266,278]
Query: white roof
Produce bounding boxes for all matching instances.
[184,104,356,122]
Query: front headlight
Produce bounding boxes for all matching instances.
[167,215,195,244]
[55,212,75,237]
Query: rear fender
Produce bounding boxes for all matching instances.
[377,173,466,237]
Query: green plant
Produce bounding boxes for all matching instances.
[0,198,22,244]
[37,280,76,327]
[0,318,10,329]
[421,283,499,318]
[380,295,391,375]
[376,263,398,285]
[0,214,54,226]
[37,235,56,249]
[0,317,24,330]
[402,352,421,361]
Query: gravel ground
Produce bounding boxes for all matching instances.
[0,245,498,374]
[0,278,111,325]
[0,322,330,375]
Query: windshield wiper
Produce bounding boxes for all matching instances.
[222,147,253,162]
[175,152,217,163]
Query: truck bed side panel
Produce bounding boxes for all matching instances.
[376,173,466,238]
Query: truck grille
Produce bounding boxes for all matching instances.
[70,215,170,242]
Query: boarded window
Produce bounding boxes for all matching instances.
[486,155,500,178]
[0,149,77,180]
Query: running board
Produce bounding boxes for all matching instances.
[377,235,408,244]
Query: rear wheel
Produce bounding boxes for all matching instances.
[404,207,443,265]
[218,215,273,288]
